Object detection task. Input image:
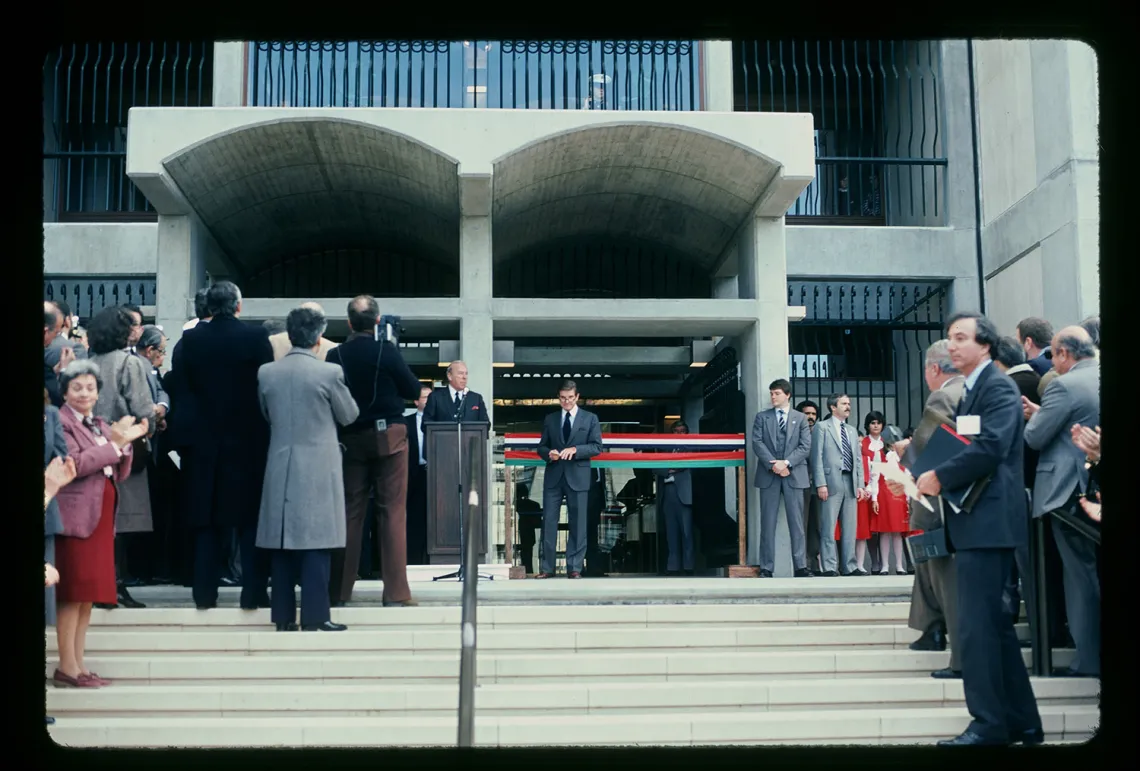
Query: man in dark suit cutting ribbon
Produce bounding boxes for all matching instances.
[912,311,1043,747]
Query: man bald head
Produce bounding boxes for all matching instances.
[1050,325,1096,375]
[346,295,379,333]
[446,360,469,391]
[44,301,62,347]
[300,301,324,314]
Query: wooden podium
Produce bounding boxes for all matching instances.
[424,420,489,565]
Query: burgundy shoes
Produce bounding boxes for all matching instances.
[52,669,110,688]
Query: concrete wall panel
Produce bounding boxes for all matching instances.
[44,223,158,275]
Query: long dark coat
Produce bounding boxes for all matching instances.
[169,315,274,530]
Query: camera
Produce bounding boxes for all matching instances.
[375,314,405,344]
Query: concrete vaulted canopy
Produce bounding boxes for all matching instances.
[492,123,781,269]
[160,118,461,277]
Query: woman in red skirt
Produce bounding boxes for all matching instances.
[860,411,910,574]
[53,361,148,689]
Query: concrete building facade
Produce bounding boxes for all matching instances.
[42,38,1099,574]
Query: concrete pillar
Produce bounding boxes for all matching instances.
[737,216,795,576]
[155,215,208,362]
[212,42,247,107]
[702,42,735,111]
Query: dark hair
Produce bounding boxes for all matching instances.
[671,420,689,432]
[137,325,165,352]
[262,319,287,335]
[795,400,819,414]
[1016,317,1053,348]
[53,299,71,318]
[558,379,578,394]
[87,306,134,355]
[194,288,210,320]
[286,307,327,349]
[826,393,848,411]
[206,281,242,318]
[1054,329,1097,361]
[768,378,792,396]
[348,295,379,332]
[121,303,142,319]
[947,311,1000,356]
[59,359,103,394]
[903,426,915,440]
[1079,316,1100,347]
[864,410,886,433]
[993,335,1027,368]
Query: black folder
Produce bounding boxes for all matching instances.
[908,424,990,514]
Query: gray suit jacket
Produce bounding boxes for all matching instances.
[751,407,812,489]
[255,349,360,550]
[655,463,693,506]
[44,405,68,536]
[809,416,865,493]
[1023,358,1100,518]
[537,408,605,492]
[44,334,87,368]
[900,375,965,530]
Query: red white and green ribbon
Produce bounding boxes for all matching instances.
[503,433,745,452]
[504,450,745,468]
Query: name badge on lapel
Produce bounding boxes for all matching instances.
[957,415,981,436]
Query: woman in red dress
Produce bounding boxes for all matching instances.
[860,411,910,574]
[52,360,148,689]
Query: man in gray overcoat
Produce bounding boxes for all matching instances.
[256,307,360,632]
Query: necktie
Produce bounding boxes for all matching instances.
[840,423,853,471]
[83,416,102,437]
[562,411,572,442]
[777,410,786,431]
[454,392,462,410]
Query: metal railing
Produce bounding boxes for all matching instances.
[44,278,157,322]
[249,41,700,110]
[786,280,950,432]
[42,42,214,219]
[735,40,947,225]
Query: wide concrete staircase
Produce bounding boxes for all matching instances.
[46,583,1098,747]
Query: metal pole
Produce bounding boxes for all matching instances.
[457,443,480,747]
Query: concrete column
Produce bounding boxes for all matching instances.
[155,215,208,360]
[737,216,795,576]
[702,41,735,111]
[212,42,247,107]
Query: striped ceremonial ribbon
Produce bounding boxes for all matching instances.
[502,433,747,468]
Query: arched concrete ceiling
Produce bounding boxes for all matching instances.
[163,119,460,277]
[492,123,780,269]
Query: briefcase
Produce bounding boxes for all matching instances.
[906,527,950,565]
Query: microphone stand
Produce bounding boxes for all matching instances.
[434,393,494,583]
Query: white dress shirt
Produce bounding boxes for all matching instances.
[416,410,426,465]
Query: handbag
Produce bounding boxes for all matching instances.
[130,435,151,473]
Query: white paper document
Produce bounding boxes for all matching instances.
[872,457,934,512]
[168,450,181,470]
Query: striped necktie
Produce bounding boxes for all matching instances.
[839,423,853,471]
[777,410,786,431]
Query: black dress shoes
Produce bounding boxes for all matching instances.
[275,622,298,632]
[46,716,56,726]
[1052,667,1097,678]
[758,569,774,578]
[116,586,146,609]
[851,569,870,577]
[302,621,347,632]
[196,604,216,611]
[910,627,947,651]
[820,570,839,577]
[793,567,813,577]
[1014,728,1045,746]
[930,667,962,679]
[937,730,1009,746]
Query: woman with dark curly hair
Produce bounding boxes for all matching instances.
[86,306,158,608]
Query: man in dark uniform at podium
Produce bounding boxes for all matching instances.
[422,360,489,425]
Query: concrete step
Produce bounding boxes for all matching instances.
[83,601,1024,631]
[47,704,1098,746]
[46,676,1099,718]
[48,623,1033,656]
[126,576,920,607]
[46,648,1076,685]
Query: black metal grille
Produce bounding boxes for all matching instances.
[735,40,946,226]
[42,42,214,219]
[249,41,700,110]
[787,280,949,433]
[44,278,157,323]
[244,248,459,298]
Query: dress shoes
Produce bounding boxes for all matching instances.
[758,569,774,578]
[331,601,346,608]
[568,571,582,579]
[937,730,1010,747]
[196,604,216,611]
[93,602,116,610]
[850,569,870,577]
[275,622,298,632]
[46,716,55,725]
[910,627,947,652]
[116,586,146,609]
[302,621,347,632]
[1052,667,1097,678]
[1014,728,1045,746]
[533,572,554,579]
[930,667,962,679]
[820,570,839,577]
[794,568,813,577]
[382,598,419,607]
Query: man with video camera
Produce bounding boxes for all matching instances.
[326,295,423,609]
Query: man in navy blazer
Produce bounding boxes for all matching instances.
[914,311,1043,747]
[535,379,604,579]
[422,360,489,426]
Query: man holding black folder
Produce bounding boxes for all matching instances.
[910,312,1043,747]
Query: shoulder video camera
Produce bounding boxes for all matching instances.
[374,314,405,344]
